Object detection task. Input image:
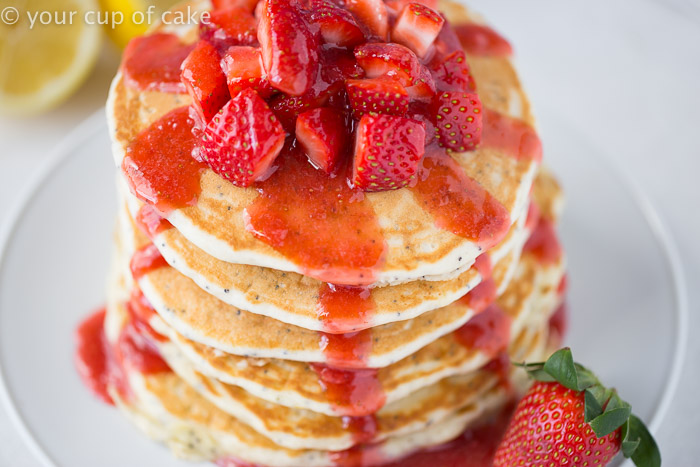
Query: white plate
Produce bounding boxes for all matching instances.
[0,107,687,467]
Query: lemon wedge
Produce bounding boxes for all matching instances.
[0,0,102,116]
[98,0,180,49]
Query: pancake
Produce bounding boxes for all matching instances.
[104,299,550,466]
[120,185,528,333]
[106,0,540,287]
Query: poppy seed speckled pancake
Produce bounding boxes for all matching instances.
[104,299,553,466]
[106,0,540,287]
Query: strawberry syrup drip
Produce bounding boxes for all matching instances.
[117,320,171,374]
[454,23,513,57]
[74,308,124,405]
[411,149,511,251]
[459,253,497,313]
[317,283,375,333]
[557,273,568,296]
[523,217,563,265]
[524,201,541,233]
[127,288,167,342]
[130,244,169,280]
[482,109,543,162]
[454,304,511,358]
[122,33,196,93]
[310,363,386,417]
[245,148,386,285]
[135,204,174,239]
[122,107,206,214]
[319,330,373,369]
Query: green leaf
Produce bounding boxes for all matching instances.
[584,388,603,422]
[574,363,600,390]
[589,407,632,437]
[621,420,640,457]
[624,415,662,467]
[542,348,580,390]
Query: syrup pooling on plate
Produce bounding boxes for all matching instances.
[122,107,206,213]
[412,149,511,250]
[122,33,196,93]
[245,149,386,285]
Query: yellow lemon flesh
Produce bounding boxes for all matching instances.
[99,0,180,48]
[0,0,102,116]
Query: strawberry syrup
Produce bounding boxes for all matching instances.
[411,149,511,251]
[122,33,196,93]
[454,24,513,57]
[129,244,169,280]
[135,204,174,239]
[482,109,543,163]
[245,148,386,285]
[454,304,511,358]
[523,217,563,265]
[122,106,206,214]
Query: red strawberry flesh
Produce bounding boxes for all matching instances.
[258,0,319,96]
[430,50,477,92]
[345,0,389,39]
[200,88,285,187]
[309,0,365,47]
[296,108,348,173]
[200,6,258,50]
[221,45,274,98]
[180,40,231,122]
[354,42,421,87]
[391,3,445,58]
[353,114,425,191]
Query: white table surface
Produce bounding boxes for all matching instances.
[1,0,698,465]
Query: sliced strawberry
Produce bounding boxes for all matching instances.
[434,91,482,151]
[354,43,420,87]
[309,0,365,47]
[391,3,444,58]
[405,65,436,100]
[296,108,348,173]
[345,0,388,39]
[353,114,425,191]
[180,40,231,122]
[270,91,327,131]
[258,0,319,96]
[221,46,274,98]
[200,7,257,50]
[430,50,476,92]
[433,18,462,56]
[212,0,259,12]
[345,77,408,119]
[384,0,437,12]
[201,88,286,187]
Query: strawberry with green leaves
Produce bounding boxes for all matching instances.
[494,348,661,467]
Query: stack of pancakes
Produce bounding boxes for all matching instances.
[102,1,567,465]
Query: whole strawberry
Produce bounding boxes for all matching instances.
[494,348,661,467]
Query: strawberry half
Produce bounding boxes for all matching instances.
[309,0,365,47]
[200,88,285,187]
[345,77,409,119]
[430,50,477,93]
[434,91,482,151]
[495,348,661,467]
[391,3,445,58]
[258,0,319,96]
[384,0,437,12]
[200,6,258,50]
[345,0,388,39]
[405,65,436,100]
[180,40,231,122]
[352,113,425,191]
[354,42,421,87]
[220,46,274,98]
[296,108,348,173]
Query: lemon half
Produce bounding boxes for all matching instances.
[99,0,180,48]
[0,0,102,116]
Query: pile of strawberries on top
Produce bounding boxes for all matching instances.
[180,0,482,191]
